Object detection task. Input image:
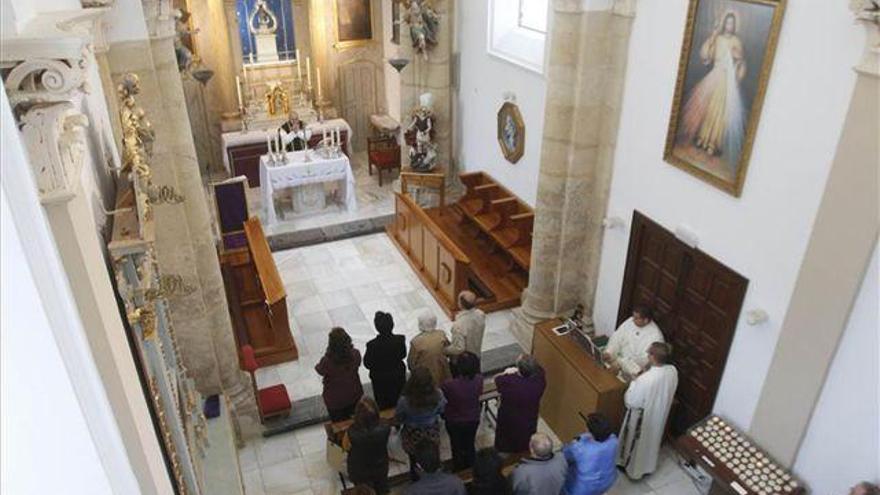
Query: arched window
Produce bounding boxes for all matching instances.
[488,0,549,74]
[236,0,296,63]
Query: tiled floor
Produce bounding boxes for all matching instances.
[255,233,520,400]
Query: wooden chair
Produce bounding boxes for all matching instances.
[458,172,495,218]
[241,344,291,423]
[367,136,401,186]
[491,204,534,249]
[401,171,445,210]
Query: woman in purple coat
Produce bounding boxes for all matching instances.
[494,354,546,453]
[315,327,364,421]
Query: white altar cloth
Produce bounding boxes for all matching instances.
[222,118,353,173]
[260,150,357,225]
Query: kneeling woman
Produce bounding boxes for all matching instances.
[345,397,391,494]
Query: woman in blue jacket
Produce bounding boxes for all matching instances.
[563,413,619,495]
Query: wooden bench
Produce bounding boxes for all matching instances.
[455,171,534,273]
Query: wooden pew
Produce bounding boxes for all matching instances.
[458,172,496,218]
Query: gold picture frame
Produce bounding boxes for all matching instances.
[663,0,786,197]
[498,101,525,164]
[334,0,374,49]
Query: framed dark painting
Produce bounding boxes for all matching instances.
[335,0,374,48]
[498,101,525,164]
[664,0,786,197]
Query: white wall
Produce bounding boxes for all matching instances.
[456,0,546,206]
[592,0,863,432]
[0,189,114,495]
[793,245,879,493]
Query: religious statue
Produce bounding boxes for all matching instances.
[173,9,199,72]
[405,92,438,172]
[249,0,278,35]
[265,81,290,116]
[400,0,439,59]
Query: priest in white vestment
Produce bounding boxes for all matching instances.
[603,305,665,380]
[616,342,678,480]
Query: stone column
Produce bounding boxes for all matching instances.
[748,6,879,465]
[108,15,259,439]
[511,0,637,349]
[399,0,456,187]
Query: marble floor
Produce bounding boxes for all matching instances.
[255,233,520,401]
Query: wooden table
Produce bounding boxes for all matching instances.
[532,319,626,442]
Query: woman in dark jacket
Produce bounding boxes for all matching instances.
[468,448,511,495]
[395,367,446,481]
[363,311,407,409]
[346,397,391,494]
[441,351,483,471]
[315,327,364,421]
[494,354,546,453]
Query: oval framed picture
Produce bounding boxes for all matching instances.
[497,101,525,164]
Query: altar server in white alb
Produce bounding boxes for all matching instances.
[616,342,678,480]
[603,305,665,380]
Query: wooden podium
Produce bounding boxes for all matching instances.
[532,320,626,442]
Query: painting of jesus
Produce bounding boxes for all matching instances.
[664,0,785,197]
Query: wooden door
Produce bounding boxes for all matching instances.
[339,60,377,152]
[617,211,748,435]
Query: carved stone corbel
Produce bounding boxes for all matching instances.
[851,0,880,76]
[4,57,90,110]
[19,102,90,204]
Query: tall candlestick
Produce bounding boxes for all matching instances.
[267,133,272,155]
[316,67,323,100]
[306,57,312,89]
[235,76,243,109]
[296,49,302,79]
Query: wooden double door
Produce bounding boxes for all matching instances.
[617,211,748,435]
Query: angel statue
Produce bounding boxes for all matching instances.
[400,0,439,59]
[405,92,438,172]
[173,9,199,72]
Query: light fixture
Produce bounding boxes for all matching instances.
[388,58,410,72]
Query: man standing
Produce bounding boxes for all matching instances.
[445,290,486,358]
[278,111,306,152]
[603,305,665,380]
[617,342,678,480]
[509,433,567,495]
[407,311,451,386]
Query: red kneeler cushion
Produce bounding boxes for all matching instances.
[259,385,291,415]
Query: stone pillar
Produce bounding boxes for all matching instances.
[511,0,637,349]
[108,14,259,439]
[399,0,456,186]
[748,6,879,465]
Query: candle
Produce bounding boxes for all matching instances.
[235,76,243,109]
[306,57,312,88]
[336,127,341,147]
[266,133,272,155]
[316,67,323,100]
[296,49,302,79]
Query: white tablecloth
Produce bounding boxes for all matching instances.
[260,150,357,225]
[222,118,353,173]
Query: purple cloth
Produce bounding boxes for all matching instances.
[494,370,546,453]
[315,350,364,412]
[440,374,483,424]
[223,232,248,250]
[214,181,248,233]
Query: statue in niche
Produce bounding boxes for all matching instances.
[173,9,199,72]
[250,0,278,35]
[400,0,439,59]
[265,81,290,116]
[405,92,437,172]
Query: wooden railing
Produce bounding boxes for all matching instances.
[388,192,471,316]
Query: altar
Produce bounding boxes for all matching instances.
[260,150,357,225]
[222,118,353,187]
